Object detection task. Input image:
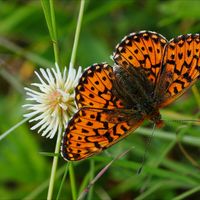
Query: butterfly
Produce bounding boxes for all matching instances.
[61,31,200,161]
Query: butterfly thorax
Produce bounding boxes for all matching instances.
[112,64,164,127]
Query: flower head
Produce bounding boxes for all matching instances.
[23,63,82,138]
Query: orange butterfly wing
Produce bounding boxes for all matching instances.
[113,31,168,84]
[75,63,124,109]
[61,107,143,161]
[157,34,200,108]
[61,32,200,161]
[61,63,144,161]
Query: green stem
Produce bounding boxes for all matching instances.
[70,0,85,68]
[0,36,52,67]
[0,117,30,141]
[46,0,85,199]
[137,127,200,147]
[67,1,85,199]
[87,160,95,200]
[49,0,60,65]
[23,166,66,200]
[172,185,200,200]
[47,126,63,200]
[69,163,77,200]
[41,0,59,66]
[0,61,24,95]
[41,1,61,198]
[56,163,69,200]
[192,85,200,110]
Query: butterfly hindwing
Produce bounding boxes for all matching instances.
[61,107,143,161]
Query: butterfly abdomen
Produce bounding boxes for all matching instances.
[113,64,155,110]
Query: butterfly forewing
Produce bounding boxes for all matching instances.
[75,63,124,109]
[113,31,168,85]
[157,34,200,108]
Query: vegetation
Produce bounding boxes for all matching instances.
[0,0,200,199]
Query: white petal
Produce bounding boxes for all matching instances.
[23,63,79,139]
[35,71,48,86]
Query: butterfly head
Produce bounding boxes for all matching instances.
[155,119,164,128]
[149,110,164,128]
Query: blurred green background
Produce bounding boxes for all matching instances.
[0,0,200,199]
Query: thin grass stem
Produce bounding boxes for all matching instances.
[67,1,86,199]
[70,0,85,68]
[40,0,53,38]
[40,1,63,199]
[47,126,63,200]
[192,85,200,109]
[0,60,24,94]
[69,162,77,200]
[49,0,60,65]
[41,0,59,66]
[0,36,52,67]
[0,117,30,141]
[137,127,200,147]
[23,166,66,200]
[87,160,95,200]
[56,163,69,200]
[172,185,200,200]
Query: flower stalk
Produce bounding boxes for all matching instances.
[47,125,63,200]
[23,0,86,199]
[68,1,85,199]
[70,0,85,68]
[40,0,85,199]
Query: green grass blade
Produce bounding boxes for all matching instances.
[69,162,77,200]
[172,185,200,200]
[56,163,69,200]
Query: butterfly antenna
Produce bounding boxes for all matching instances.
[137,123,156,175]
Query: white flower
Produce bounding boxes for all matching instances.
[23,63,82,139]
